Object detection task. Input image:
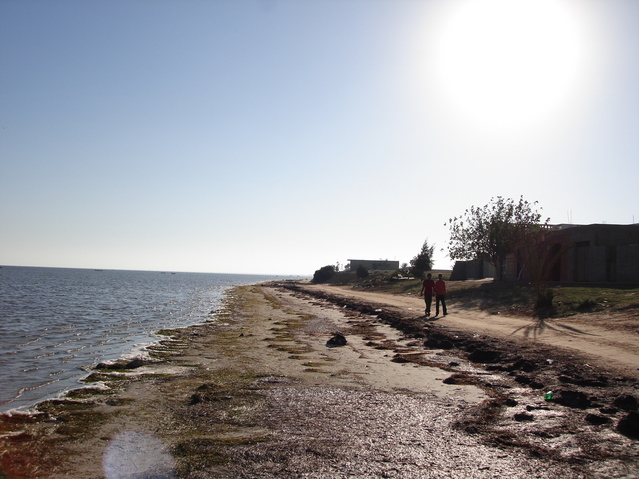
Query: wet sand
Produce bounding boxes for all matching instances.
[1,282,638,478]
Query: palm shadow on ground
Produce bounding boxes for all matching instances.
[510,318,599,340]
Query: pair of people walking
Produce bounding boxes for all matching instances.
[419,273,447,317]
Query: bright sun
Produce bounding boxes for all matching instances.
[423,0,594,137]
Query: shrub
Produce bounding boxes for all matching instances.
[534,288,555,310]
[356,265,369,279]
[312,265,336,284]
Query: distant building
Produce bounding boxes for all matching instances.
[348,259,400,272]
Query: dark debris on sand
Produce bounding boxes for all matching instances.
[275,282,639,477]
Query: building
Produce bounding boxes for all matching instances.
[452,223,639,283]
[537,223,639,283]
[348,259,400,272]
[450,259,496,280]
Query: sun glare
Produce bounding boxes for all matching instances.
[422,0,596,137]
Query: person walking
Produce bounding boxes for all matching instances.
[435,274,447,316]
[419,273,435,317]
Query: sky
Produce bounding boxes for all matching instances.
[1,0,637,276]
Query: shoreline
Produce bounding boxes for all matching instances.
[0,267,294,416]
[1,282,637,477]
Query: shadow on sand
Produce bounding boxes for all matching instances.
[510,318,599,340]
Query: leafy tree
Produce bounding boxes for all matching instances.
[446,196,549,280]
[410,240,435,279]
[312,265,336,283]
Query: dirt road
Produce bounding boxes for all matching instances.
[300,283,639,378]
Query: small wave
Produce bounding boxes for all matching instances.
[54,338,81,347]
[53,325,76,331]
[65,345,87,353]
[14,378,61,399]
[20,367,40,373]
[34,352,56,359]
[15,337,43,347]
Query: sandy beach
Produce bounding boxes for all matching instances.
[1,281,638,478]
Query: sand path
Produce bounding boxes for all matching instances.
[300,283,639,378]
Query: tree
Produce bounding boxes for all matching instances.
[520,235,569,315]
[410,240,435,279]
[356,264,369,279]
[446,196,549,280]
[312,265,336,284]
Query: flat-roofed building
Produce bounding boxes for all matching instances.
[348,259,399,272]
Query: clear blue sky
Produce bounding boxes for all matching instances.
[1,0,637,275]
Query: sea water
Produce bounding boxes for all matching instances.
[0,266,292,413]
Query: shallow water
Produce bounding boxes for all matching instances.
[0,266,290,413]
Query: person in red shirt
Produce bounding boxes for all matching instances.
[435,274,447,316]
[419,273,435,317]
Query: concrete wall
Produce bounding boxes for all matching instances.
[450,259,496,280]
[542,224,639,283]
[551,224,639,283]
[617,245,639,283]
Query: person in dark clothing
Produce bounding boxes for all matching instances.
[419,273,435,317]
[435,274,447,316]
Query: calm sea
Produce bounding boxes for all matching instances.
[0,266,293,414]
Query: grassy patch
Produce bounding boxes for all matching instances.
[552,285,639,317]
[345,277,639,318]
[367,278,423,295]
